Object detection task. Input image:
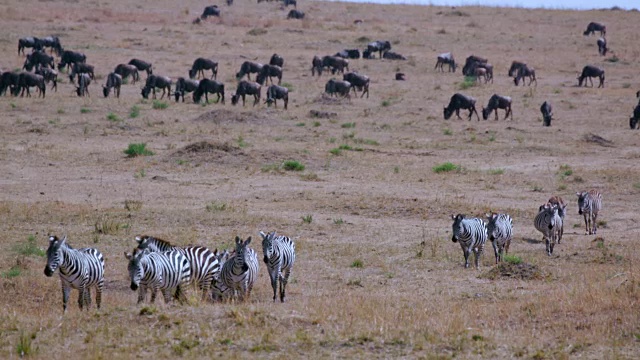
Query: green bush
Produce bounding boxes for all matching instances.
[129,105,140,118]
[283,160,305,171]
[432,162,460,173]
[124,143,154,157]
[152,100,168,110]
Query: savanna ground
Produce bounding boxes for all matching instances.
[1,0,639,358]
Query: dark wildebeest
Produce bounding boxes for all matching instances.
[256,64,283,85]
[75,73,91,97]
[287,10,305,19]
[0,71,20,96]
[311,56,323,76]
[236,61,263,81]
[383,51,407,60]
[343,72,369,98]
[578,65,605,88]
[35,67,58,92]
[482,94,513,120]
[201,5,220,19]
[231,80,261,106]
[335,49,360,59]
[443,93,479,121]
[462,55,487,76]
[265,85,289,109]
[435,52,456,72]
[584,22,606,36]
[18,37,41,55]
[362,49,374,59]
[395,73,406,81]
[541,101,553,127]
[270,53,284,68]
[57,50,86,72]
[597,37,608,56]
[102,72,122,98]
[513,64,537,86]
[141,75,172,99]
[69,63,95,83]
[189,58,218,80]
[284,0,297,7]
[630,104,640,130]
[193,79,225,104]
[367,41,391,59]
[23,51,55,71]
[508,61,526,77]
[128,59,153,77]
[17,72,46,98]
[473,67,488,84]
[324,79,351,98]
[174,77,199,102]
[40,36,62,56]
[114,63,140,84]
[322,56,349,75]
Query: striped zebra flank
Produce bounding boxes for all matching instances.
[576,190,603,235]
[44,235,105,312]
[124,248,191,304]
[259,230,296,302]
[135,235,220,300]
[547,196,566,243]
[534,203,562,256]
[219,236,259,301]
[486,213,513,264]
[211,249,233,302]
[450,214,488,269]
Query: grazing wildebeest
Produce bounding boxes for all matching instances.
[322,56,349,75]
[269,53,284,68]
[69,63,95,83]
[383,51,407,60]
[265,85,289,109]
[284,0,297,7]
[597,37,608,56]
[367,41,391,59]
[75,73,91,97]
[189,58,218,80]
[128,59,153,77]
[578,65,605,88]
[474,67,488,84]
[114,64,140,84]
[630,103,640,130]
[473,62,493,83]
[231,80,261,106]
[0,71,20,96]
[540,101,553,127]
[141,75,172,99]
[18,37,41,55]
[462,55,487,76]
[443,93,479,121]
[174,77,199,102]
[513,64,537,86]
[324,79,351,98]
[584,22,606,36]
[482,94,512,120]
[256,64,283,85]
[40,36,62,56]
[201,5,220,19]
[362,49,374,59]
[23,51,55,71]
[287,10,305,19]
[17,72,46,98]
[508,61,526,77]
[395,73,406,81]
[35,67,58,92]
[236,61,263,81]
[102,72,122,98]
[57,50,87,71]
[193,79,225,104]
[435,52,456,72]
[343,72,369,98]
[311,56,323,76]
[335,49,361,59]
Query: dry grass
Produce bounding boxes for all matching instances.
[0,0,639,358]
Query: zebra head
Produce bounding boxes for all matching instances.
[486,213,498,241]
[450,214,466,243]
[135,235,155,251]
[44,235,66,277]
[259,231,276,264]
[576,192,588,215]
[234,236,252,272]
[125,248,148,291]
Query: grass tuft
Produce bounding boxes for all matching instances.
[152,100,168,110]
[129,105,140,118]
[124,143,154,157]
[13,235,45,257]
[432,162,460,173]
[283,160,305,171]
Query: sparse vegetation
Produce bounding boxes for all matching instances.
[107,112,121,122]
[152,100,168,110]
[351,259,364,268]
[124,143,154,157]
[283,160,305,171]
[301,214,313,223]
[129,105,140,118]
[206,201,227,212]
[13,235,45,257]
[459,76,477,89]
[432,162,460,173]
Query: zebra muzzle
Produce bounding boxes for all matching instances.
[44,266,54,277]
[451,236,458,243]
[130,283,139,291]
[263,255,269,264]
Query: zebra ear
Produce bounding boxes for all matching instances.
[450,214,456,220]
[124,251,132,260]
[60,235,67,245]
[49,235,57,242]
[245,237,252,246]
[259,231,267,239]
[235,236,241,245]
[135,235,143,244]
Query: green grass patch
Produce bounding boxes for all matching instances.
[13,235,45,257]
[106,112,121,122]
[80,107,92,114]
[351,259,364,268]
[2,266,22,278]
[488,168,504,175]
[283,160,305,171]
[458,76,476,90]
[129,105,140,118]
[152,100,168,110]
[333,218,344,225]
[341,122,356,128]
[124,143,154,157]
[432,162,460,173]
[280,82,294,91]
[443,128,453,135]
[503,254,522,265]
[301,214,313,224]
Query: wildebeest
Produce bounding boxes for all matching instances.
[57,50,87,72]
[69,63,95,83]
[17,72,46,98]
[75,73,91,97]
[583,22,606,36]
[141,75,172,99]
[236,61,263,81]
[102,72,122,98]
[383,51,407,60]
[201,5,220,19]
[324,79,351,98]
[231,80,261,106]
[362,49,374,59]
[287,10,305,19]
[174,77,200,102]
[193,79,225,104]
[367,41,391,59]
[256,64,283,85]
[35,67,58,92]
[284,0,297,7]
[443,93,479,121]
[508,61,526,77]
[541,101,553,127]
[474,67,488,84]
[322,56,349,75]
[578,65,605,88]
[265,85,289,109]
[40,36,62,56]
[435,52,456,72]
[269,53,284,68]
[189,58,218,80]
[23,51,55,71]
[128,59,153,77]
[482,94,512,120]
[597,37,608,56]
[311,56,323,76]
[461,55,487,76]
[630,103,640,130]
[343,72,369,98]
[0,71,20,96]
[335,49,360,59]
[513,64,537,86]
[18,37,41,55]
[395,73,406,81]
[114,64,140,84]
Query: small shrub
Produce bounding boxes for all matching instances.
[57,108,65,114]
[351,259,364,268]
[16,331,34,357]
[313,121,321,127]
[281,82,294,91]
[129,105,140,118]
[94,217,120,235]
[283,160,305,171]
[13,235,45,257]
[152,100,168,110]
[605,55,619,63]
[532,185,544,192]
[503,254,522,264]
[329,148,342,156]
[301,214,313,224]
[341,122,356,128]
[432,162,459,173]
[381,100,391,107]
[459,76,476,90]
[206,201,227,212]
[124,143,154,157]
[296,122,306,127]
[124,200,143,211]
[333,218,344,225]
[443,128,453,135]
[106,112,121,122]
[634,182,640,189]
[80,107,92,114]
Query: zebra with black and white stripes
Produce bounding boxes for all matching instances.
[534,204,562,256]
[135,235,219,300]
[44,235,105,312]
[450,214,488,269]
[211,248,232,302]
[576,190,603,235]
[219,236,259,301]
[259,231,296,302]
[124,248,191,304]
[486,213,513,264]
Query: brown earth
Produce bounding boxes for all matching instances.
[1,0,639,358]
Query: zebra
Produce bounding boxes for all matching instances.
[135,235,219,301]
[219,236,259,301]
[534,204,562,256]
[124,248,191,304]
[547,196,567,243]
[211,249,232,302]
[44,235,104,312]
[576,190,603,235]
[450,214,488,269]
[486,213,513,264]
[259,231,296,302]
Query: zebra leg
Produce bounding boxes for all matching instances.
[592,212,598,234]
[138,285,147,304]
[162,288,173,304]
[269,270,278,302]
[96,281,103,309]
[462,247,470,268]
[492,241,499,264]
[62,284,71,312]
[583,213,590,235]
[280,267,291,302]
